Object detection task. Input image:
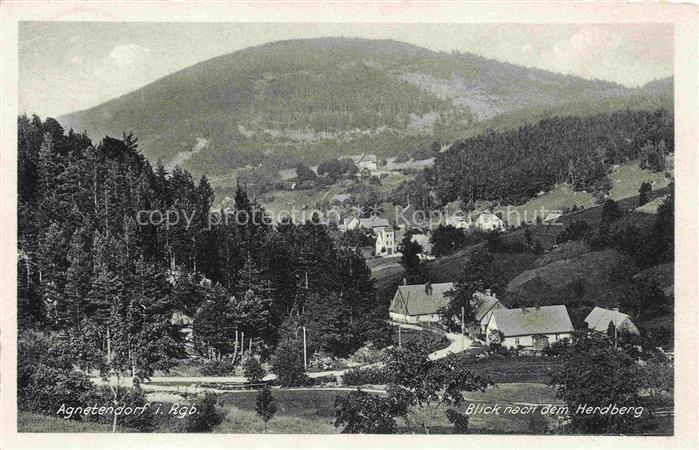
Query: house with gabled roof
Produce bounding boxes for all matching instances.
[375,226,396,256]
[343,153,378,171]
[584,307,640,335]
[475,212,505,232]
[466,289,506,337]
[485,305,574,350]
[389,282,453,324]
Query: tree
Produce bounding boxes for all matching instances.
[255,386,277,432]
[445,408,469,433]
[549,330,651,434]
[430,224,467,257]
[271,320,310,387]
[638,182,653,206]
[184,392,224,432]
[243,355,266,383]
[301,290,350,356]
[397,233,424,283]
[295,163,317,183]
[601,199,621,224]
[383,338,492,433]
[639,140,667,172]
[441,249,504,331]
[334,388,403,433]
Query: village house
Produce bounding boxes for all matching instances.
[345,215,391,230]
[344,153,378,172]
[465,289,506,337]
[389,282,453,324]
[584,307,640,335]
[475,212,505,232]
[375,226,396,256]
[447,214,473,230]
[485,305,574,350]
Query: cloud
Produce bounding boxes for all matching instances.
[552,27,623,63]
[101,44,151,70]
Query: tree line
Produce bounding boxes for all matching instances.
[391,108,673,207]
[17,114,390,381]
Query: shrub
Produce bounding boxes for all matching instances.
[200,359,236,376]
[334,389,399,433]
[18,330,98,418]
[307,352,347,372]
[349,343,386,365]
[84,385,157,432]
[312,374,338,386]
[342,366,391,386]
[182,392,225,432]
[242,356,266,383]
[445,408,469,433]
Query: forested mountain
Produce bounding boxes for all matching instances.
[18,115,390,377]
[391,108,673,207]
[58,38,672,177]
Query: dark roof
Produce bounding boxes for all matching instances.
[389,282,454,316]
[490,305,573,337]
[472,292,502,323]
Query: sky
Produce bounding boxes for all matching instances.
[18,22,673,118]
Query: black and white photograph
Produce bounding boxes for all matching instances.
[1,1,697,447]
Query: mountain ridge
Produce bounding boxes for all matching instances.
[58,37,673,177]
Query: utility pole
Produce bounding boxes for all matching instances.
[398,324,402,347]
[302,326,307,370]
[461,306,466,350]
[613,307,618,349]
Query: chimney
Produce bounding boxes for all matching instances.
[535,304,540,311]
[485,289,491,296]
[521,306,527,314]
[403,277,407,286]
[492,292,496,299]
[425,282,433,296]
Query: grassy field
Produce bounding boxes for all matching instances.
[217,383,560,434]
[608,161,671,201]
[216,390,339,433]
[18,412,137,432]
[18,381,671,435]
[494,160,672,227]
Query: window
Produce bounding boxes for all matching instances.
[514,337,520,345]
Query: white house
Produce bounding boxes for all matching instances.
[475,213,505,232]
[345,216,391,230]
[389,282,453,324]
[584,307,640,335]
[375,226,396,256]
[485,305,574,350]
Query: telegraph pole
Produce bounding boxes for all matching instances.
[461,306,466,350]
[613,307,618,349]
[302,326,307,370]
[398,324,402,347]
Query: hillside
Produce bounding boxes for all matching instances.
[58,38,671,178]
